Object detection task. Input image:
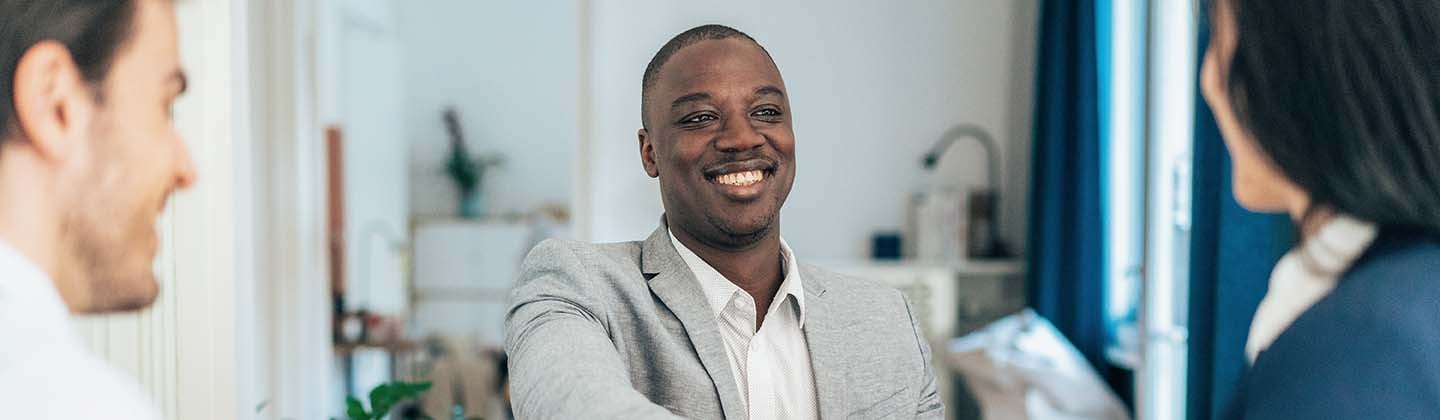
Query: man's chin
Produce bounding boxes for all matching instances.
[118,285,160,312]
[83,274,161,314]
[705,212,776,247]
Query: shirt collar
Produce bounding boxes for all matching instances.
[668,229,807,325]
[0,239,73,341]
[0,239,61,302]
[1245,214,1377,362]
[1296,214,1379,275]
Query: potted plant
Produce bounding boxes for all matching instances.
[442,107,504,219]
[343,381,483,420]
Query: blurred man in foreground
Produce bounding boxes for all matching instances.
[0,0,196,417]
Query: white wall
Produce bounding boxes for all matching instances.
[398,1,579,218]
[319,0,585,409]
[582,0,1039,260]
[335,0,411,315]
[247,0,336,418]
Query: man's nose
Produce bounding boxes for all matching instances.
[174,139,198,189]
[714,118,766,153]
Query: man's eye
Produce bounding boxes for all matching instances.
[752,108,782,117]
[682,114,717,124]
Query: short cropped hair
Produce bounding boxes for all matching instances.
[640,24,772,128]
[0,0,138,141]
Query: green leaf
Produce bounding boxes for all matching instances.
[368,381,433,420]
[368,384,397,419]
[345,396,370,420]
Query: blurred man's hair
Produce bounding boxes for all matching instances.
[0,0,138,141]
[640,24,773,128]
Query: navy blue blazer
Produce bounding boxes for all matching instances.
[1225,231,1440,419]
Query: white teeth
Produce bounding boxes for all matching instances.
[716,170,765,186]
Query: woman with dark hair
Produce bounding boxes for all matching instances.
[1201,0,1440,418]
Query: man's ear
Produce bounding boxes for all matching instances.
[11,40,90,162]
[639,128,659,178]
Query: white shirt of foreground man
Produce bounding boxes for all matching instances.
[670,230,818,420]
[0,241,161,419]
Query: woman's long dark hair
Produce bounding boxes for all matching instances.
[1219,0,1440,237]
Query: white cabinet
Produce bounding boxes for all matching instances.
[410,219,538,346]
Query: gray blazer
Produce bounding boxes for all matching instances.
[505,221,945,419]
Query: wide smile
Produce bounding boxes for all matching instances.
[713,169,766,187]
[703,161,776,202]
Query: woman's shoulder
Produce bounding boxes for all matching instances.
[1350,230,1440,274]
[1335,231,1440,310]
[1235,234,1440,419]
[1309,232,1440,342]
[1257,231,1440,370]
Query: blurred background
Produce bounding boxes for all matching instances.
[63,1,1290,420]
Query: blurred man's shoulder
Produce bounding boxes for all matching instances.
[0,344,161,419]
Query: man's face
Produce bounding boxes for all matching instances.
[640,38,795,249]
[63,0,194,313]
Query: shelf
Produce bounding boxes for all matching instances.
[411,286,510,302]
[335,340,419,355]
[410,214,533,227]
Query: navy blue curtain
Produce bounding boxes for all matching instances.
[1186,28,1294,420]
[1027,0,1107,375]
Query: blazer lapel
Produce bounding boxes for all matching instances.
[641,220,745,420]
[801,265,850,419]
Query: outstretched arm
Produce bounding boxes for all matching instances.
[504,240,684,420]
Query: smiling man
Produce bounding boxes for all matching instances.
[0,0,195,418]
[506,25,943,420]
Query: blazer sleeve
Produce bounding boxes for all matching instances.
[504,240,684,420]
[902,293,946,419]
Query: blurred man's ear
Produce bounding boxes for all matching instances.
[639,128,660,178]
[10,40,92,162]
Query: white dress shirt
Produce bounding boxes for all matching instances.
[0,240,161,419]
[1246,215,1378,362]
[669,231,819,420]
